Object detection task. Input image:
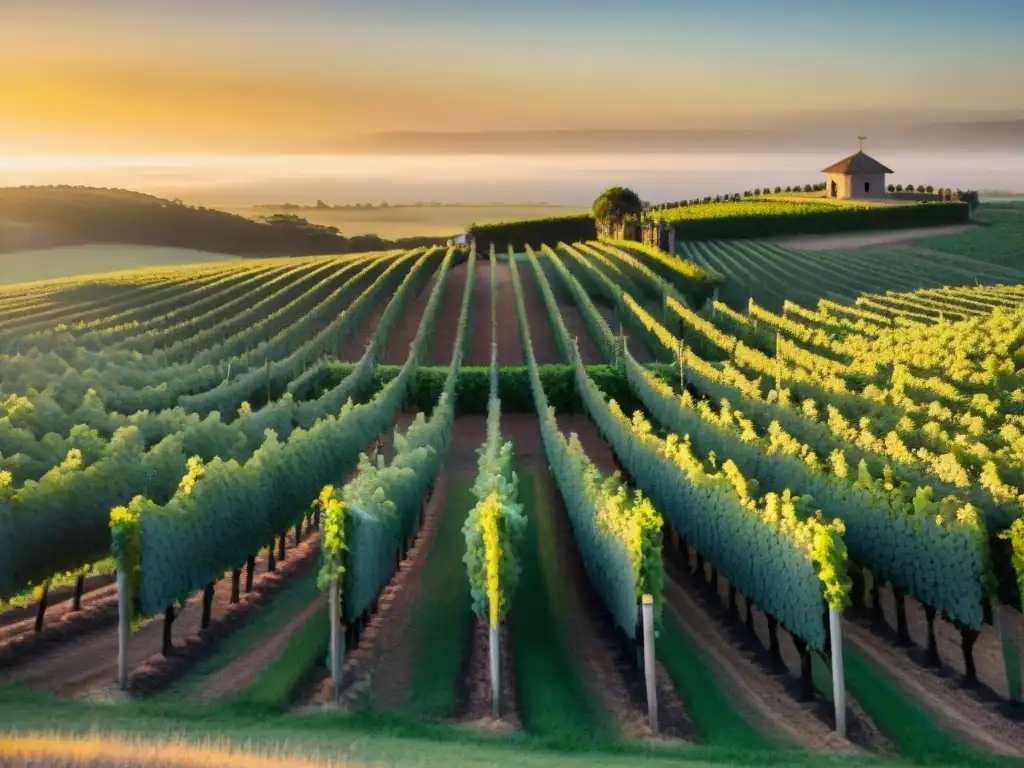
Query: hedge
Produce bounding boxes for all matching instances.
[317,363,673,415]
[661,201,969,240]
[467,215,597,252]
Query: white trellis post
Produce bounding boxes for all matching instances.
[489,622,501,718]
[829,608,847,737]
[642,594,659,732]
[329,581,343,702]
[117,570,129,690]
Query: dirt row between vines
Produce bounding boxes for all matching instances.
[563,413,871,754]
[0,574,118,660]
[536,255,608,366]
[380,269,436,365]
[429,260,468,365]
[0,531,317,701]
[297,416,489,714]
[503,414,690,743]
[516,258,562,365]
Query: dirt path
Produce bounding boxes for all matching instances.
[465,262,492,366]
[494,262,523,366]
[0,573,116,631]
[662,575,860,753]
[875,582,1017,701]
[381,275,434,365]
[430,260,468,365]
[503,414,688,741]
[843,618,1024,758]
[336,304,386,362]
[299,416,487,710]
[196,594,327,703]
[774,224,976,252]
[0,576,121,663]
[0,533,311,700]
[517,258,563,365]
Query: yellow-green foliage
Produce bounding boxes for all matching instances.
[652,199,884,222]
[314,485,347,591]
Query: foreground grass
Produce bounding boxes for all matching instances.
[509,466,612,746]
[0,686,904,768]
[0,733,339,768]
[657,609,777,750]
[401,475,475,718]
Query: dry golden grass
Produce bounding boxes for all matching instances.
[0,732,358,768]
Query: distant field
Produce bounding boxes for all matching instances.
[0,243,240,285]
[222,204,587,239]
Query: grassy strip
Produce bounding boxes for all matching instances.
[147,573,322,702]
[656,609,778,750]
[840,643,1012,766]
[0,687,907,767]
[225,604,329,713]
[402,476,475,719]
[509,466,612,746]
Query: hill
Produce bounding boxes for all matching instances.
[0,242,1022,767]
[0,244,241,286]
[0,186,445,257]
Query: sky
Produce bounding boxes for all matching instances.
[1,0,1023,154]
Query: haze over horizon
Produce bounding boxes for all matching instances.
[2,0,1023,155]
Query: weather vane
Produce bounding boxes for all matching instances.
[858,135,867,151]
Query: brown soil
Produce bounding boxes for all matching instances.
[556,415,617,474]
[298,417,488,711]
[430,260,468,365]
[336,304,385,362]
[774,224,977,252]
[680,553,894,753]
[843,619,1024,758]
[298,472,450,710]
[0,531,314,701]
[0,573,116,629]
[0,587,119,669]
[873,583,1017,701]
[463,617,520,728]
[465,262,492,367]
[662,574,862,753]
[195,593,327,703]
[380,274,434,365]
[503,414,693,742]
[517,258,563,365]
[493,262,523,367]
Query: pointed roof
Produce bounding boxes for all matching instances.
[821,151,893,175]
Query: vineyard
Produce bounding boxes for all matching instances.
[1,222,1024,767]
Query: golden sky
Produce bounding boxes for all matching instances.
[1,1,1021,154]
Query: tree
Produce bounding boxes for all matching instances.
[916,185,926,193]
[896,184,904,192]
[774,186,782,193]
[592,187,642,227]
[925,185,934,194]
[887,184,895,192]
